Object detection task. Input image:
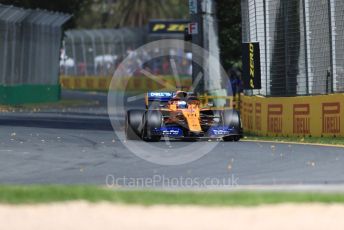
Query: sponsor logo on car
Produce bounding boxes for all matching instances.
[149,92,172,97]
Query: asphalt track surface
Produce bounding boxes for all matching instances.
[0,90,344,188]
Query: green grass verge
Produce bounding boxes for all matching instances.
[244,134,344,146]
[1,186,344,206]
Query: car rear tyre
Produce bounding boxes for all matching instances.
[223,135,234,142]
[233,135,240,142]
[222,110,241,128]
[222,110,242,142]
[142,110,162,142]
[125,110,145,140]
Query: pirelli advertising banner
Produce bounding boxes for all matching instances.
[149,20,189,35]
[242,42,261,90]
[241,94,344,137]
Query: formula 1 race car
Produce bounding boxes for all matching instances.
[125,91,243,142]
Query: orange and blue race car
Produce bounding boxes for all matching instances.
[125,91,243,142]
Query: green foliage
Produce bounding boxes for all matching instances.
[0,0,188,29]
[0,0,92,28]
[169,0,189,19]
[114,0,189,28]
[77,0,189,29]
[115,0,170,27]
[216,0,242,70]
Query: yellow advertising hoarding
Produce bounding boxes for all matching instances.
[241,94,343,137]
[60,76,192,92]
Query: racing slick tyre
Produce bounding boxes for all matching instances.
[224,135,241,142]
[125,110,145,140]
[222,110,242,142]
[142,110,162,142]
[223,136,235,142]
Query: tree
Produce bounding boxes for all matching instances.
[0,0,92,28]
[216,0,242,70]
[0,0,189,29]
[115,0,181,27]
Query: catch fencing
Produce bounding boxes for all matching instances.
[61,28,146,76]
[61,26,191,77]
[0,4,70,86]
[241,0,344,96]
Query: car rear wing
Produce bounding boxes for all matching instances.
[145,92,174,108]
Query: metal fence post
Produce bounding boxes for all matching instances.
[329,0,336,93]
[86,30,97,75]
